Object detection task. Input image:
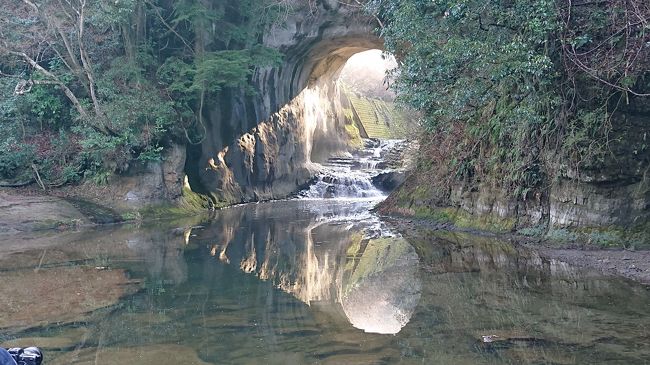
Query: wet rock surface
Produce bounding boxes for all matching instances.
[55,143,187,210]
[0,189,90,234]
[537,247,650,286]
[371,171,406,192]
[387,107,649,230]
[0,266,137,331]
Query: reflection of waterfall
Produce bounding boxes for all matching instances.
[190,200,422,334]
[298,139,407,199]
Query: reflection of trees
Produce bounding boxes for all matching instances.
[125,229,189,286]
[394,229,650,365]
[0,219,197,286]
[409,230,586,287]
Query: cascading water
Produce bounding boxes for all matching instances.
[298,139,407,199]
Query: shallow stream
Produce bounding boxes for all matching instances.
[1,140,649,364]
[1,198,650,364]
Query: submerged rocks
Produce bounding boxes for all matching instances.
[0,267,138,331]
[49,344,211,365]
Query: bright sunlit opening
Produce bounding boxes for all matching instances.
[339,49,397,101]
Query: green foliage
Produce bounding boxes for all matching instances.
[88,169,112,186]
[371,0,649,194]
[373,0,560,189]
[157,46,281,111]
[88,0,139,27]
[17,84,67,130]
[0,0,283,186]
[92,55,176,168]
[0,137,35,180]
[517,225,547,237]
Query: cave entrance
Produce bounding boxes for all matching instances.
[191,32,416,203]
[337,49,407,140]
[307,47,411,163]
[297,48,412,199]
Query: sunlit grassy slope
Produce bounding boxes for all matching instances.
[341,85,408,139]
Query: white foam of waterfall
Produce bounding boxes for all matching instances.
[297,138,407,200]
[298,168,386,199]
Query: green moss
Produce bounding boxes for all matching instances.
[179,186,213,211]
[344,123,363,150]
[545,228,580,243]
[412,185,434,200]
[572,223,650,249]
[516,222,650,249]
[133,186,220,220]
[628,221,650,248]
[407,205,449,222]
[447,208,516,232]
[408,204,516,233]
[517,225,547,237]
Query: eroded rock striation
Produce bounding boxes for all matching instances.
[190,2,382,204]
[380,98,649,235]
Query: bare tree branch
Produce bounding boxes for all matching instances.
[76,0,103,118]
[144,0,195,55]
[5,50,90,118]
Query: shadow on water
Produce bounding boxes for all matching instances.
[0,199,649,364]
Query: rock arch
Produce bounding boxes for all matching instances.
[189,4,384,204]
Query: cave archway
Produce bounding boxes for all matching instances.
[192,7,389,204]
[254,25,385,122]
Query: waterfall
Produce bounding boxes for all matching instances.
[297,139,407,199]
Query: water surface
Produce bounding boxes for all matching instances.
[1,199,649,364]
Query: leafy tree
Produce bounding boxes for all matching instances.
[369,0,649,195]
[0,0,284,185]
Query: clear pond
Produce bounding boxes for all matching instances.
[1,199,650,364]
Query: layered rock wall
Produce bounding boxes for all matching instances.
[385,100,649,234]
[192,3,382,203]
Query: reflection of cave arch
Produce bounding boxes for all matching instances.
[193,200,421,335]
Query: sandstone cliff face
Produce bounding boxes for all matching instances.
[191,2,382,204]
[382,99,649,235]
[455,104,649,229]
[59,143,187,211]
